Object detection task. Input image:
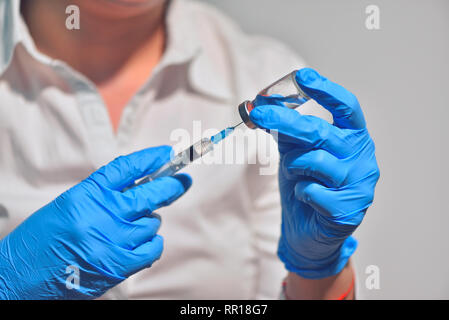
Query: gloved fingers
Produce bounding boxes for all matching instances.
[250,105,356,157]
[120,215,162,250]
[120,173,192,221]
[89,146,174,191]
[295,68,366,130]
[294,179,370,226]
[282,149,348,188]
[253,94,287,107]
[124,235,164,275]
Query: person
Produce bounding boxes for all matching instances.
[0,0,379,299]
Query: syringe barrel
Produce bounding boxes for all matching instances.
[238,69,310,129]
[130,138,214,188]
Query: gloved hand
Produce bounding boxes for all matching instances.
[0,146,191,299]
[249,68,380,279]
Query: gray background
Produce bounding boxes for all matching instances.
[200,0,449,299]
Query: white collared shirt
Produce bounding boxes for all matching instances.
[0,0,323,299]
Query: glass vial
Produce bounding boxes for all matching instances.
[238,70,310,129]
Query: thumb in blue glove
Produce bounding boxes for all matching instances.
[0,146,192,299]
[250,68,380,279]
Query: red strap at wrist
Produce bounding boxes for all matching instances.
[336,273,355,300]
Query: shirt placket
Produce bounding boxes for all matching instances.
[116,91,143,152]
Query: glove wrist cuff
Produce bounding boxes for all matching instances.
[278,236,358,279]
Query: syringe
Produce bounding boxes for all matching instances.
[127,122,243,189]
[126,69,310,190]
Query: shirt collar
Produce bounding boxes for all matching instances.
[160,0,234,101]
[0,0,233,102]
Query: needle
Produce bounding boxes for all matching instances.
[231,121,244,129]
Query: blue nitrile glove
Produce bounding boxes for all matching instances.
[0,146,192,299]
[249,68,380,279]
